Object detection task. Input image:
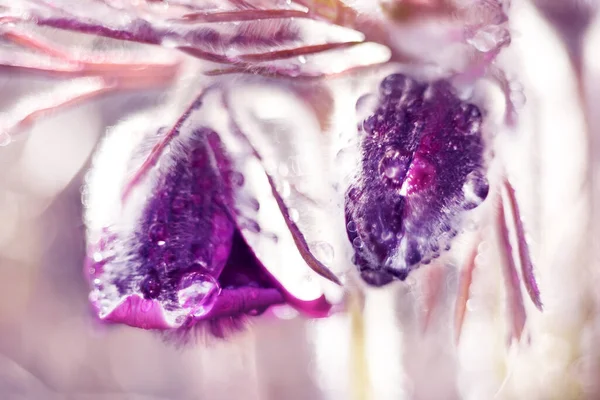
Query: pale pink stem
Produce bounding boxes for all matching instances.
[9,0,404,69]
[454,234,481,344]
[205,62,386,80]
[1,69,179,141]
[1,27,180,82]
[497,192,527,342]
[2,84,115,139]
[0,29,73,59]
[239,41,363,62]
[503,178,543,311]
[10,34,359,78]
[176,9,310,23]
[179,41,365,70]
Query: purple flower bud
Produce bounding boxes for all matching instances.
[346,73,488,286]
[83,105,332,336]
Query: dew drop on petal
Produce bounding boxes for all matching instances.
[379,148,409,185]
[310,241,335,264]
[246,307,268,316]
[140,275,162,299]
[246,220,261,233]
[381,230,393,241]
[356,94,379,124]
[280,180,291,198]
[148,223,167,243]
[353,237,364,248]
[462,171,489,209]
[0,132,12,147]
[93,252,104,262]
[467,25,510,52]
[248,198,260,211]
[230,171,245,187]
[510,91,527,109]
[177,272,221,318]
[347,221,357,233]
[289,208,299,223]
[361,115,373,133]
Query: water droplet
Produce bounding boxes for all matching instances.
[230,171,245,187]
[467,25,510,52]
[141,275,162,299]
[370,223,382,237]
[298,55,307,64]
[0,132,12,147]
[404,240,421,266]
[289,208,299,223]
[89,291,99,302]
[347,221,357,232]
[380,73,410,97]
[510,91,526,109]
[247,306,268,316]
[347,187,361,202]
[379,148,409,185]
[381,230,394,241]
[356,94,379,124]
[310,241,335,264]
[462,171,489,209]
[272,305,299,320]
[454,104,481,135]
[248,198,260,211]
[93,252,104,262]
[353,237,364,248]
[149,223,167,243]
[362,115,376,135]
[278,164,290,177]
[177,272,221,318]
[280,180,291,198]
[246,220,261,233]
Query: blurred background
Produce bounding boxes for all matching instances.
[2,1,600,399]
